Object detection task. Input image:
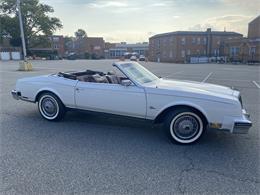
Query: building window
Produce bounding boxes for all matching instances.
[203,50,206,55]
[169,50,173,58]
[187,49,191,55]
[53,37,59,42]
[196,49,200,55]
[214,49,219,56]
[181,50,185,57]
[249,47,256,55]
[230,47,239,56]
[197,37,200,45]
[157,40,160,48]
[203,37,207,45]
[181,37,186,45]
[54,44,59,49]
[163,38,167,46]
[163,51,167,57]
[249,47,256,59]
[217,40,220,45]
[192,37,196,44]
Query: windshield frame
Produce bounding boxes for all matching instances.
[114,62,159,86]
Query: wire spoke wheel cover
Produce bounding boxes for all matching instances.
[39,95,59,120]
[170,112,203,144]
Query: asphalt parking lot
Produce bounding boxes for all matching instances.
[0,59,259,194]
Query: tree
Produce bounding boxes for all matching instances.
[75,29,87,39]
[0,0,62,48]
[0,14,20,46]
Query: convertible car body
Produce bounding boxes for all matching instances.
[12,61,252,144]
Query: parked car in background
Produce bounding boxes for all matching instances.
[139,55,146,61]
[67,53,77,60]
[11,62,252,144]
[130,55,137,61]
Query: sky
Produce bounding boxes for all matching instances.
[41,0,260,43]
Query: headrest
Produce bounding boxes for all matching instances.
[92,74,108,83]
[107,70,116,75]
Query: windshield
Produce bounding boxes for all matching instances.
[120,62,159,84]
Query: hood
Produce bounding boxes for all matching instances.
[155,79,235,96]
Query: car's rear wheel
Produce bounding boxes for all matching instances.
[164,108,205,144]
[38,92,65,121]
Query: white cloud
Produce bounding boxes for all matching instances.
[150,3,167,7]
[206,15,253,23]
[88,1,128,8]
[189,15,254,35]
[220,0,260,11]
[86,0,143,13]
[173,15,180,19]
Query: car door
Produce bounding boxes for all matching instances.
[75,81,146,118]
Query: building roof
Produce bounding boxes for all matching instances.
[150,30,243,39]
[249,15,260,25]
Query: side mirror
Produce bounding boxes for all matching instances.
[121,79,132,87]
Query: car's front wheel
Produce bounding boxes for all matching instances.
[38,92,65,121]
[164,108,206,144]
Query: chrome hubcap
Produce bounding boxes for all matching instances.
[173,115,199,140]
[41,97,57,117]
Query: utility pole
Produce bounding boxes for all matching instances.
[17,0,27,60]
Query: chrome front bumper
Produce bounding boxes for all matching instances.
[11,90,21,100]
[233,109,252,134]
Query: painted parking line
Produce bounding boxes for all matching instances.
[202,72,213,83]
[252,81,260,89]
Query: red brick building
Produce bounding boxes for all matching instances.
[223,15,260,63]
[72,37,105,58]
[149,28,242,63]
[29,35,65,59]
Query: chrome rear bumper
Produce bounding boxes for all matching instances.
[233,122,252,134]
[233,109,252,134]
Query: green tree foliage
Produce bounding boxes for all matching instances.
[75,29,87,39]
[0,0,62,47]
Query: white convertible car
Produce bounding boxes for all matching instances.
[12,61,252,144]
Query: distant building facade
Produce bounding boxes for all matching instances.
[0,36,19,60]
[29,35,65,59]
[66,37,105,59]
[0,35,23,60]
[223,15,260,63]
[50,35,65,57]
[149,28,242,63]
[105,42,149,59]
[87,37,105,58]
[248,15,260,39]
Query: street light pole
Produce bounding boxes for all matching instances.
[17,0,27,60]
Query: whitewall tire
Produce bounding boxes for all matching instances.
[164,108,206,144]
[38,92,65,121]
